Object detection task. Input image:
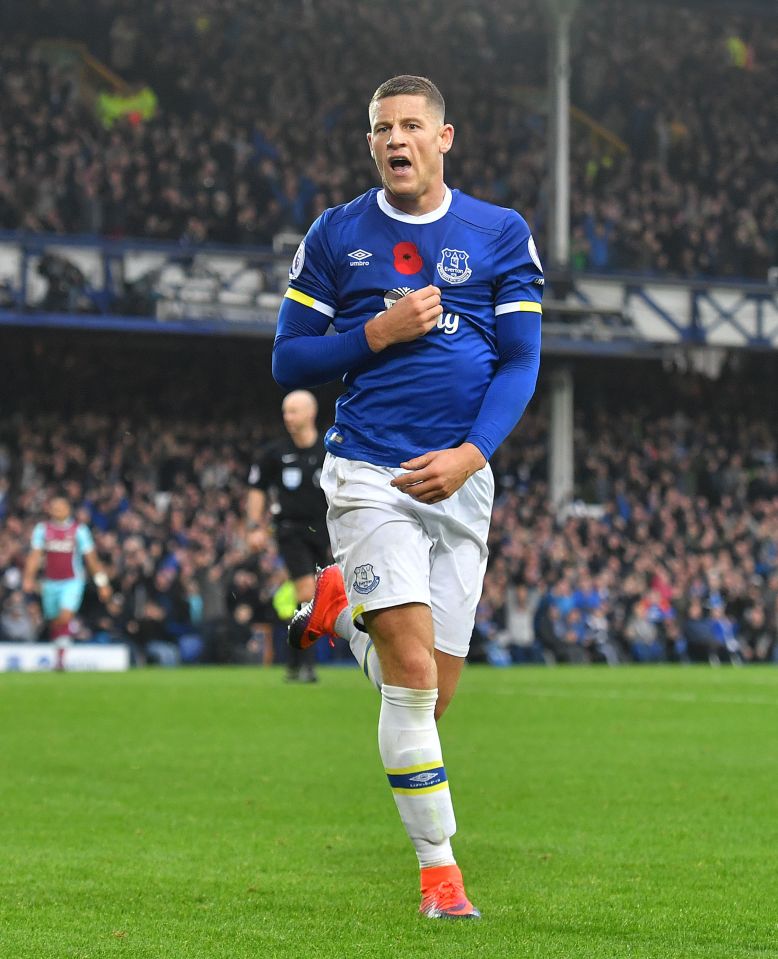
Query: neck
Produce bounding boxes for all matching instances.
[383,181,446,217]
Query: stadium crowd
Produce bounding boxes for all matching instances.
[479,408,778,667]
[0,343,775,667]
[0,411,282,665]
[0,0,776,279]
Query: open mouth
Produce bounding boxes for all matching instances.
[389,156,412,172]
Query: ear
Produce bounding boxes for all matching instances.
[366,131,375,158]
[439,123,454,156]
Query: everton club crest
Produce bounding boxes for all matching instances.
[436,248,472,285]
[353,564,380,594]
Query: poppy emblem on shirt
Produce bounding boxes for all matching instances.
[437,248,472,284]
[393,242,423,275]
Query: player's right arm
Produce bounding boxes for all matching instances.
[272,213,442,389]
[273,212,370,389]
[22,523,45,593]
[22,550,43,594]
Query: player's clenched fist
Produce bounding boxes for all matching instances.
[365,285,443,352]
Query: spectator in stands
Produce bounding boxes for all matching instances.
[0,351,775,670]
[0,0,775,279]
[226,565,274,664]
[502,583,544,665]
[681,598,718,664]
[706,599,742,665]
[189,543,233,664]
[0,590,41,642]
[625,589,669,663]
[740,603,775,663]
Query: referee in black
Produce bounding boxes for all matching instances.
[247,390,330,682]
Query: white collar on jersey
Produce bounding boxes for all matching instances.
[376,185,452,224]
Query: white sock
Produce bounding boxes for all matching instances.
[335,607,383,691]
[378,684,457,869]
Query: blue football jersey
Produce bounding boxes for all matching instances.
[276,186,543,466]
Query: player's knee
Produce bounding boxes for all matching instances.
[383,644,436,689]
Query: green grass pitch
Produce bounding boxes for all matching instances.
[2,665,777,958]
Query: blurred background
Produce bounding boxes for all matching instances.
[0,0,775,670]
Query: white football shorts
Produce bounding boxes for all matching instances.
[319,452,494,658]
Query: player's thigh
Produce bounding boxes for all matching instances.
[428,537,487,658]
[331,507,432,621]
[40,582,60,620]
[60,579,85,612]
[428,468,492,659]
[320,455,434,619]
[41,579,84,619]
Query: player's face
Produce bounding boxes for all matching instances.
[367,95,454,215]
[48,497,70,522]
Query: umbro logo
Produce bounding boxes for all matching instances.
[410,772,439,784]
[348,249,372,266]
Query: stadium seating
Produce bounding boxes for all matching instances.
[0,0,775,278]
[0,344,774,665]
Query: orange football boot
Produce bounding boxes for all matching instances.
[419,864,481,919]
[287,564,348,650]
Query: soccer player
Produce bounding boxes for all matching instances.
[247,390,381,685]
[22,493,112,669]
[273,76,542,919]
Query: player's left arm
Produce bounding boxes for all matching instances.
[390,313,540,503]
[392,213,542,504]
[79,526,112,602]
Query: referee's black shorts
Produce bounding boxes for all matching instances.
[275,519,332,580]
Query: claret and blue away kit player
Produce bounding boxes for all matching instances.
[22,494,113,669]
[273,75,542,919]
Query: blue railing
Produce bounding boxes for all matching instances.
[0,231,776,349]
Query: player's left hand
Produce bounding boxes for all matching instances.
[98,585,113,603]
[390,443,487,504]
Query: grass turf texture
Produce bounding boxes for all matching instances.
[2,667,777,959]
